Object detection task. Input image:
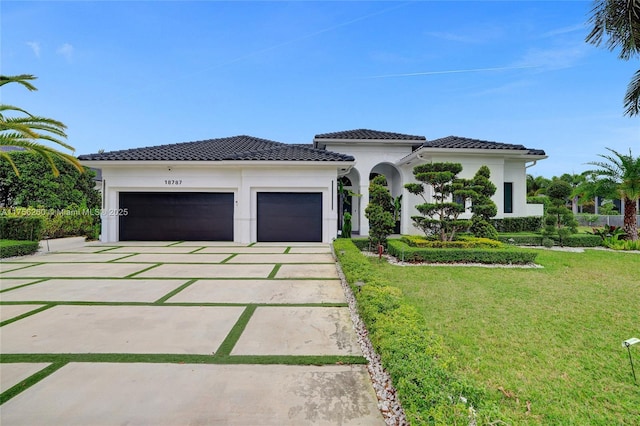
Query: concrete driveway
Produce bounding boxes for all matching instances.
[0,241,384,425]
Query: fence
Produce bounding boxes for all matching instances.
[576,215,640,228]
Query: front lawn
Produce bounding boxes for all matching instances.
[341,243,640,424]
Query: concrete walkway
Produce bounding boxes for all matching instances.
[0,242,385,425]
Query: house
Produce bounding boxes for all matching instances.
[78,129,547,243]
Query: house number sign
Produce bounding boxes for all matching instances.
[164,179,183,185]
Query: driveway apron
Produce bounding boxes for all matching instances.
[0,241,385,425]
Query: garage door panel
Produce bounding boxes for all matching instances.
[119,192,233,241]
[257,193,322,242]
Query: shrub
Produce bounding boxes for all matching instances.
[365,176,395,247]
[492,217,543,233]
[333,239,499,424]
[401,235,503,249]
[388,240,537,264]
[0,240,40,258]
[0,216,45,241]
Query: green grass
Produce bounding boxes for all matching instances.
[0,239,40,258]
[367,249,640,424]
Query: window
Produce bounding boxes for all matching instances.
[504,182,513,213]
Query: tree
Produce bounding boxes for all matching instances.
[1,74,83,176]
[469,165,499,240]
[542,180,579,246]
[0,151,99,210]
[405,162,472,241]
[587,147,640,240]
[365,175,395,247]
[526,174,551,196]
[586,0,640,116]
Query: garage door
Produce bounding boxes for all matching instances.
[257,192,322,242]
[119,192,233,241]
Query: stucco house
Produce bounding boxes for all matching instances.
[79,129,547,243]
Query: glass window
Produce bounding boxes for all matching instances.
[504,182,513,213]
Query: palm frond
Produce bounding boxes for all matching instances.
[624,69,640,116]
[0,151,21,176]
[0,74,38,90]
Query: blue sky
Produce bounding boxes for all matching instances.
[1,1,638,178]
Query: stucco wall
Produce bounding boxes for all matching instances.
[99,164,340,243]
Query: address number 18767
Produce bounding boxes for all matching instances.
[164,179,182,185]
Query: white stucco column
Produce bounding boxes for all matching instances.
[359,184,369,237]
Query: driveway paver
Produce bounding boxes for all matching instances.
[0,363,51,393]
[0,305,47,322]
[0,363,383,426]
[0,242,385,425]
[1,305,244,354]
[233,306,360,356]
[0,279,189,303]
[167,279,345,304]
[1,262,150,278]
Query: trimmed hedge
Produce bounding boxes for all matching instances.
[492,216,543,233]
[499,233,603,247]
[0,216,45,241]
[0,240,40,258]
[388,240,538,264]
[333,239,499,424]
[401,235,503,249]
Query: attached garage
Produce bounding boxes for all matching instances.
[119,192,234,241]
[257,192,322,242]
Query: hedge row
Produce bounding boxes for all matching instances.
[333,239,499,424]
[0,240,40,258]
[0,217,45,241]
[0,208,99,240]
[387,240,538,264]
[498,233,603,247]
[491,216,543,233]
[401,235,503,249]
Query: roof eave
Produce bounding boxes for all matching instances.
[80,159,355,168]
[396,147,547,167]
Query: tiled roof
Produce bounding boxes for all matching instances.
[78,135,354,162]
[423,136,546,156]
[314,129,426,141]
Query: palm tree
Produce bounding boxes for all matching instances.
[586,0,640,116]
[587,147,640,240]
[0,74,83,176]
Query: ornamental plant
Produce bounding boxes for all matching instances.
[469,165,499,240]
[542,179,578,246]
[405,162,473,241]
[365,175,395,248]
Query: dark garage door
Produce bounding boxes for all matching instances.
[257,192,322,242]
[119,192,233,241]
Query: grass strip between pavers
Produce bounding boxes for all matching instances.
[284,247,291,254]
[0,278,49,293]
[267,264,281,279]
[189,247,205,254]
[106,253,139,262]
[220,253,237,263]
[123,263,161,278]
[168,241,185,246]
[0,304,55,327]
[0,353,367,366]
[0,362,67,405]
[0,263,44,273]
[214,305,257,356]
[153,279,197,303]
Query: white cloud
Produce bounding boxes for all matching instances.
[26,41,41,57]
[513,43,589,71]
[538,24,586,39]
[57,43,74,61]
